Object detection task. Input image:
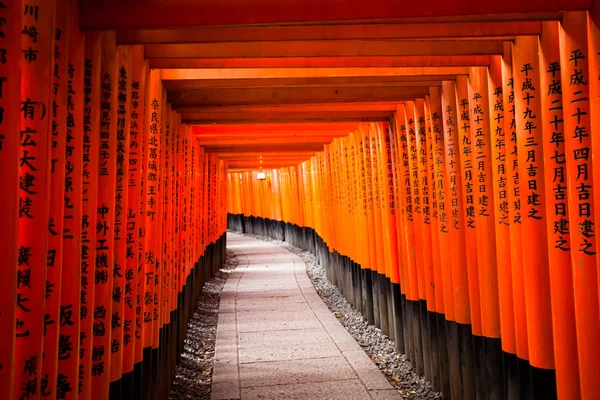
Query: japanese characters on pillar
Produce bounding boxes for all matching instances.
[559,12,600,398]
[513,36,555,369]
[17,1,55,399]
[58,1,84,398]
[456,76,483,336]
[405,102,426,301]
[468,67,501,339]
[488,56,516,355]
[125,46,146,376]
[440,81,470,325]
[110,44,131,385]
[0,1,21,397]
[91,31,118,396]
[143,69,161,352]
[539,20,580,400]
[42,2,69,396]
[502,45,529,360]
[415,99,435,309]
[79,31,101,400]
[427,90,447,315]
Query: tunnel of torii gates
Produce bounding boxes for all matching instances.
[6,1,600,400]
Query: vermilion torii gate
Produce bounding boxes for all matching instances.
[2,0,600,399]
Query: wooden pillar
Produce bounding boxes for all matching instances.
[58,1,84,398]
[16,1,55,398]
[0,2,21,397]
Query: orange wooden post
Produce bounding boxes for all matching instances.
[512,37,556,375]
[559,11,600,398]
[424,94,445,317]
[110,44,132,391]
[123,45,147,391]
[404,102,426,303]
[487,56,517,356]
[539,21,581,399]
[79,31,101,400]
[16,1,55,398]
[42,1,69,395]
[58,2,85,397]
[91,31,118,399]
[454,76,483,338]
[0,2,20,397]
[501,45,529,363]
[394,106,418,303]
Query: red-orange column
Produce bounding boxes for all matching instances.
[512,37,555,370]
[539,21,581,399]
[381,123,401,287]
[415,99,435,311]
[441,81,469,325]
[79,31,101,400]
[110,44,132,386]
[91,31,118,398]
[0,2,20,397]
[16,1,55,398]
[467,67,501,340]
[559,11,600,398]
[395,106,418,301]
[487,56,516,355]
[405,102,426,302]
[425,92,446,315]
[124,45,146,382]
[455,76,482,336]
[42,2,69,395]
[502,45,529,361]
[58,2,85,397]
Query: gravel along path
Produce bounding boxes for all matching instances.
[169,249,239,400]
[244,233,442,400]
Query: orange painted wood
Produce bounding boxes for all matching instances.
[79,0,588,29]
[15,1,55,398]
[467,67,501,339]
[144,40,505,59]
[415,99,436,309]
[501,43,529,360]
[539,20,581,398]
[440,81,470,324]
[487,56,516,354]
[58,2,85,397]
[79,31,102,400]
[0,1,20,397]
[42,2,69,394]
[91,31,119,399]
[149,56,489,69]
[117,21,542,44]
[110,44,132,384]
[455,76,483,336]
[404,101,426,300]
[559,11,600,398]
[123,45,147,377]
[512,36,554,368]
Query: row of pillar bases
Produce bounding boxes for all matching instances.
[227,213,558,400]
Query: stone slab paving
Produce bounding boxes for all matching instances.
[211,233,401,400]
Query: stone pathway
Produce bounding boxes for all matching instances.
[211,233,401,400]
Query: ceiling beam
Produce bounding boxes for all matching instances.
[79,0,584,29]
[117,21,541,44]
[150,55,490,69]
[144,40,505,58]
[163,76,451,90]
[161,67,469,80]
[204,144,325,153]
[170,86,430,107]
[193,122,360,132]
[183,102,400,113]
[183,112,392,124]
